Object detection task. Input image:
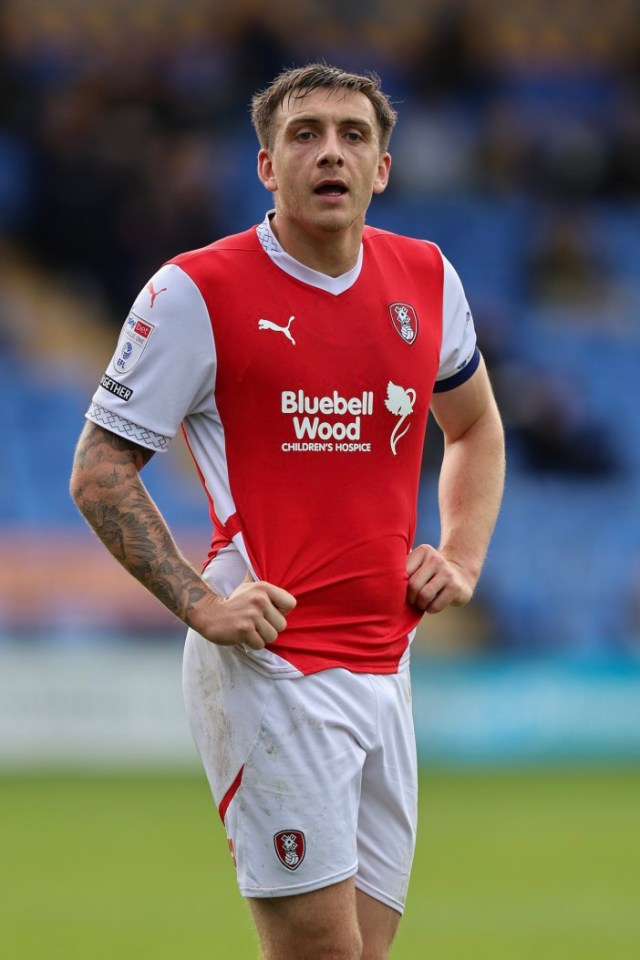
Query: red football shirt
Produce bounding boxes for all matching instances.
[88,215,479,676]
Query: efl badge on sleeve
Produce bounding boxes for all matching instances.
[111,313,155,374]
[388,302,418,344]
[274,830,306,870]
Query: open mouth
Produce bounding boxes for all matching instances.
[314,182,348,196]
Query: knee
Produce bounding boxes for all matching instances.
[295,932,363,960]
[329,937,363,960]
[261,928,362,960]
[312,945,362,960]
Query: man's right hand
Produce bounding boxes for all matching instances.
[187,577,297,650]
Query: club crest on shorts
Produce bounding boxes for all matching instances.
[274,830,306,870]
[388,302,418,344]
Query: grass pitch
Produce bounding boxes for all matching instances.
[1,767,639,959]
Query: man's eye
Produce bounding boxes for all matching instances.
[345,131,363,142]
[296,131,314,141]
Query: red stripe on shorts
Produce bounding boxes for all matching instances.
[218,765,244,823]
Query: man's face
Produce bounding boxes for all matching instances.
[257,86,390,237]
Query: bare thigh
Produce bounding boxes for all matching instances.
[249,878,400,960]
[356,888,401,960]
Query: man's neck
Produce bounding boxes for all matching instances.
[269,215,363,278]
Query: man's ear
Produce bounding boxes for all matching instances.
[372,152,391,195]
[258,150,277,194]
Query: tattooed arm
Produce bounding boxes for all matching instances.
[70,422,295,649]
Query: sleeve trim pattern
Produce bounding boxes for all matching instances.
[86,402,170,452]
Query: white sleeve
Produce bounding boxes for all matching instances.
[86,263,216,452]
[434,254,480,393]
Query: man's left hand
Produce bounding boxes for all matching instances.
[406,544,475,614]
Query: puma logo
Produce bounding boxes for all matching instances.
[147,281,168,308]
[258,315,296,345]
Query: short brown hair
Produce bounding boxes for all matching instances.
[251,63,397,152]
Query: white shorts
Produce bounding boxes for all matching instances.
[182,632,418,913]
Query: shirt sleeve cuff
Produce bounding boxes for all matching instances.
[433,346,481,394]
[86,402,170,452]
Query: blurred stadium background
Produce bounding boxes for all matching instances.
[1,1,640,957]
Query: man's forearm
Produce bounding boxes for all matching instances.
[71,422,296,650]
[70,424,212,625]
[437,407,505,586]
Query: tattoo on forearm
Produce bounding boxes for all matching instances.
[72,423,207,622]
[74,423,155,471]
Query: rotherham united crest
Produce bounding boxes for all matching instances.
[274,830,306,870]
[388,302,418,344]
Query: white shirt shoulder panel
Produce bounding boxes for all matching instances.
[87,263,216,450]
[436,253,478,383]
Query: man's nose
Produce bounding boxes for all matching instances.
[317,131,344,166]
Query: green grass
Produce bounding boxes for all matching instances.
[1,767,639,959]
